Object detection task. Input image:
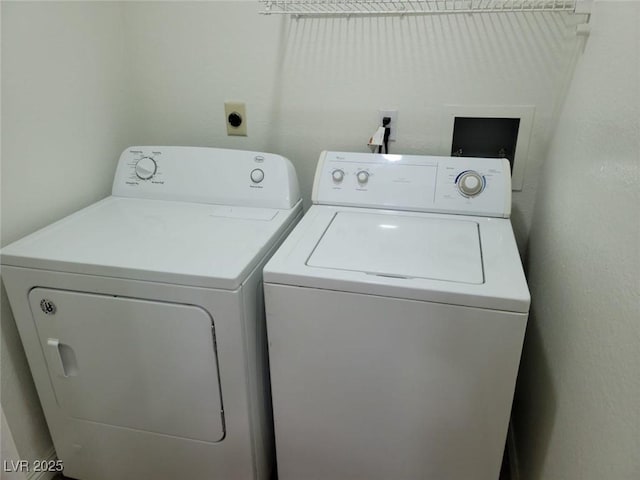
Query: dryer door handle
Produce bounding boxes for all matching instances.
[46,338,78,378]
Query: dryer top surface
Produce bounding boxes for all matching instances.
[2,196,301,290]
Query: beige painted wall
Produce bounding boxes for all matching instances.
[1,1,132,463]
[513,1,640,478]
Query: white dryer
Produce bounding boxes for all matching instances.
[1,146,302,480]
[264,151,530,480]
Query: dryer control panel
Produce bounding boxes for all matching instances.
[112,146,300,209]
[312,151,511,218]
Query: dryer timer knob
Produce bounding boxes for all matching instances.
[135,157,157,180]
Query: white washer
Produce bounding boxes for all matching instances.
[264,151,530,480]
[1,146,302,480]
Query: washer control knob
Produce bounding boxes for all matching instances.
[332,169,345,183]
[457,171,484,197]
[250,168,264,184]
[356,171,370,184]
[135,157,157,180]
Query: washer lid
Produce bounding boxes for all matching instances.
[307,212,483,284]
[263,205,531,313]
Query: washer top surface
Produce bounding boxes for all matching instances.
[264,205,530,313]
[1,196,300,290]
[307,211,483,284]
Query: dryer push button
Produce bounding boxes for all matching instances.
[250,168,265,183]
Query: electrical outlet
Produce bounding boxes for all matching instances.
[224,102,247,136]
[378,109,398,141]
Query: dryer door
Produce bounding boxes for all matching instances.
[29,288,224,443]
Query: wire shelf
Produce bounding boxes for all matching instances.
[259,0,581,16]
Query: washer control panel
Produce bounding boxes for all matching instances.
[112,146,300,209]
[313,151,511,218]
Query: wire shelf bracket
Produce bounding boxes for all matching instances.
[259,0,592,23]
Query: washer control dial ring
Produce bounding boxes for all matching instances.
[457,170,485,197]
[356,171,370,185]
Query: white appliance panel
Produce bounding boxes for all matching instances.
[112,146,299,210]
[266,285,527,480]
[2,268,259,480]
[307,212,483,284]
[312,151,511,217]
[30,288,224,442]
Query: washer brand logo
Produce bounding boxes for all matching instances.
[40,299,56,315]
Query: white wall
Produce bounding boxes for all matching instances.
[1,1,132,463]
[1,407,27,480]
[0,0,595,469]
[122,1,584,251]
[513,1,640,478]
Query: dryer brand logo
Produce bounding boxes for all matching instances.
[39,299,56,315]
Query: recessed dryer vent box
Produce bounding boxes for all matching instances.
[451,117,520,170]
[441,105,535,191]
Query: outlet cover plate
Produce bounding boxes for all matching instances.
[224,101,247,136]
